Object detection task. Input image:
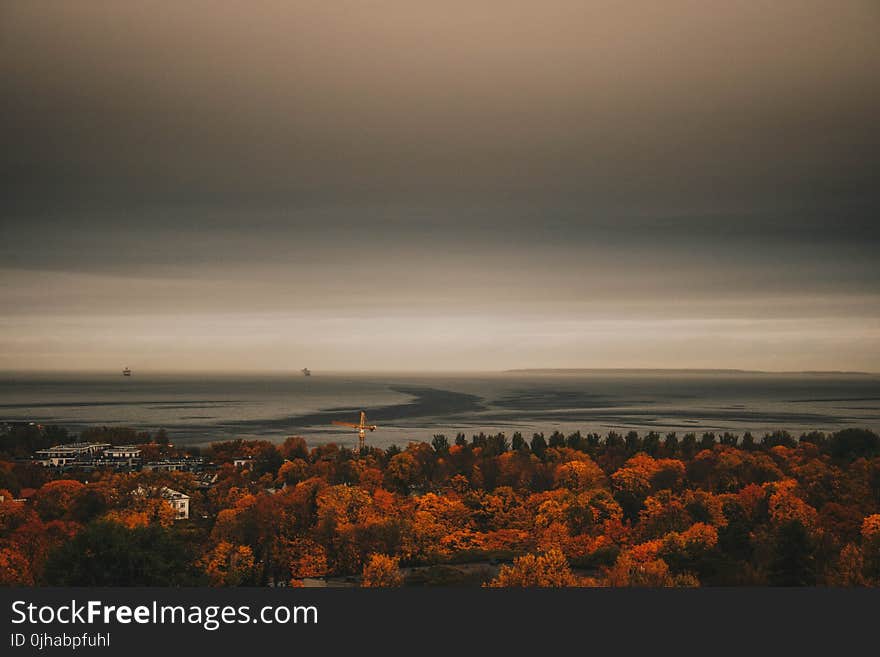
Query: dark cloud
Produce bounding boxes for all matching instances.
[1,1,879,371]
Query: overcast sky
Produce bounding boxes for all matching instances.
[2,1,879,372]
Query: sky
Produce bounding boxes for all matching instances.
[2,1,879,372]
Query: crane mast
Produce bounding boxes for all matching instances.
[331,410,378,453]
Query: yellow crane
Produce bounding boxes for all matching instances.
[331,410,377,453]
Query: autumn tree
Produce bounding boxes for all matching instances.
[611,453,662,519]
[0,546,32,586]
[279,436,310,461]
[604,551,697,587]
[361,553,403,587]
[200,541,257,586]
[862,514,880,583]
[9,420,880,588]
[34,480,85,521]
[385,452,422,494]
[281,537,329,584]
[829,544,866,586]
[553,458,605,492]
[488,549,578,587]
[277,458,311,486]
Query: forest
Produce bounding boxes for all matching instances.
[1,425,879,587]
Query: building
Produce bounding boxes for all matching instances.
[33,443,142,470]
[142,457,206,472]
[98,446,142,468]
[34,443,111,467]
[133,485,190,520]
[162,487,190,520]
[194,472,219,489]
[103,446,141,459]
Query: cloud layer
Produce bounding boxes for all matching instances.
[2,2,879,371]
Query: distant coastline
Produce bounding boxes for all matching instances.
[2,367,878,377]
[504,368,876,376]
[3,372,879,447]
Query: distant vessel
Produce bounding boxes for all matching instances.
[122,367,132,377]
[302,368,311,376]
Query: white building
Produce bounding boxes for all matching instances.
[142,458,206,472]
[133,485,190,520]
[34,443,111,466]
[103,446,141,459]
[162,487,190,520]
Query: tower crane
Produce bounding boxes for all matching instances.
[331,410,377,453]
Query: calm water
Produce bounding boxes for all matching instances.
[1,371,879,449]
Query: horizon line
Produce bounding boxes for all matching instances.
[1,367,877,376]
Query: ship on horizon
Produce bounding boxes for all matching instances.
[301,367,311,376]
[122,367,131,377]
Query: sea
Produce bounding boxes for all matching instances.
[1,370,879,449]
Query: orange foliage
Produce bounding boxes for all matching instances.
[281,537,329,581]
[830,544,866,586]
[4,426,878,587]
[629,539,664,562]
[553,459,605,492]
[361,553,403,587]
[488,549,578,587]
[862,514,880,541]
[661,522,719,556]
[604,552,693,587]
[769,480,818,529]
[565,533,614,561]
[199,541,256,586]
[536,521,571,554]
[611,454,660,497]
[481,528,533,553]
[0,546,32,586]
[277,459,310,486]
[737,483,768,520]
[34,480,84,520]
[103,509,150,529]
